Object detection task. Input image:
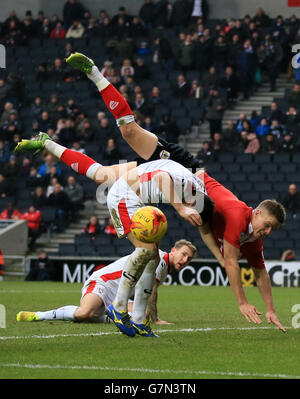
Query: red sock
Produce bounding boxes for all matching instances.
[60,149,101,178]
[100,84,133,120]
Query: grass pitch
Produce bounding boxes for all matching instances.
[0,281,299,380]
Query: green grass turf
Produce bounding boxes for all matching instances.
[0,281,299,379]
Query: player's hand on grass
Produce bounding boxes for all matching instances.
[177,205,202,226]
[239,303,262,324]
[266,311,286,333]
[154,319,174,325]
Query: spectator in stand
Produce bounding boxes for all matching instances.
[209,132,225,155]
[50,21,66,39]
[2,154,19,184]
[30,186,48,209]
[130,16,147,37]
[78,119,95,144]
[26,166,43,189]
[279,132,296,153]
[43,165,64,188]
[3,18,27,46]
[0,102,18,126]
[58,117,77,146]
[220,66,239,106]
[0,173,13,199]
[120,58,135,78]
[134,92,153,116]
[269,119,284,140]
[139,0,157,30]
[202,66,221,91]
[282,183,300,218]
[149,86,163,107]
[102,138,121,165]
[269,101,283,123]
[236,38,256,100]
[38,111,54,132]
[66,20,85,39]
[38,154,62,179]
[206,87,227,137]
[46,177,60,198]
[288,83,300,108]
[94,117,115,143]
[155,113,181,143]
[213,35,228,75]
[111,6,132,27]
[260,132,279,154]
[152,35,173,73]
[284,106,300,134]
[0,139,11,166]
[63,0,86,29]
[223,120,238,147]
[134,57,150,82]
[253,8,271,28]
[177,33,195,73]
[0,78,11,109]
[25,250,54,281]
[39,17,51,39]
[22,205,42,251]
[196,141,214,164]
[173,74,190,98]
[64,175,83,221]
[244,132,260,154]
[48,183,70,232]
[31,97,44,119]
[0,202,22,220]
[82,215,102,240]
[189,80,204,100]
[104,217,117,237]
[255,117,270,137]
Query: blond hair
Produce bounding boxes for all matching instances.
[174,239,198,257]
[257,199,286,226]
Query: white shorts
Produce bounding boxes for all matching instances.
[81,278,119,309]
[107,177,144,238]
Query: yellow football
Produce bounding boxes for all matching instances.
[130,206,168,243]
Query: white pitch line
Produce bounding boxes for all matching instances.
[0,326,290,341]
[0,362,299,379]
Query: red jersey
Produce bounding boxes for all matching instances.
[204,173,265,269]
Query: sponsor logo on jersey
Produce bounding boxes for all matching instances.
[109,100,119,110]
[159,150,170,159]
[110,208,122,229]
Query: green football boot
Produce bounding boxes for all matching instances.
[65,52,94,75]
[14,132,51,154]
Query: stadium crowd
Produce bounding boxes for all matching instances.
[0,0,300,254]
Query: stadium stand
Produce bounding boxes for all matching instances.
[0,4,300,259]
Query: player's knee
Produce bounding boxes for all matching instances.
[74,307,95,321]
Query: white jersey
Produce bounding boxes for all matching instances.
[137,159,206,212]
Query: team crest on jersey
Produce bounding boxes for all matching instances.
[159,150,170,159]
[109,100,119,110]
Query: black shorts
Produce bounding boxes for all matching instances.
[136,137,203,173]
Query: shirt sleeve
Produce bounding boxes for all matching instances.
[223,207,248,249]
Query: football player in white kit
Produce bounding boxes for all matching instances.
[17,240,197,326]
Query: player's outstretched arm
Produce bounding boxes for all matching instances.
[153,171,202,227]
[199,224,224,267]
[146,281,173,325]
[253,268,286,333]
[223,240,263,325]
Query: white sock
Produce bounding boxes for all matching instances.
[45,139,66,159]
[132,258,159,324]
[114,248,156,312]
[36,306,78,321]
[87,65,110,91]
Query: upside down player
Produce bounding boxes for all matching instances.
[59,52,286,333]
[15,132,214,338]
[17,240,197,325]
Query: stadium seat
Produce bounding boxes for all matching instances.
[97,246,117,256]
[263,248,280,260]
[256,182,271,192]
[223,164,240,174]
[75,235,92,246]
[218,153,234,164]
[273,153,291,164]
[261,163,277,174]
[267,174,284,183]
[230,173,246,183]
[93,235,113,246]
[248,173,265,183]
[263,238,273,248]
[242,163,259,173]
[279,164,296,174]
[288,174,300,183]
[206,164,222,174]
[291,153,300,164]
[253,153,271,164]
[235,154,253,164]
[59,243,76,256]
[76,244,97,256]
[235,182,253,192]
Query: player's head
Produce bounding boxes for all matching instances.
[169,239,197,272]
[252,199,286,239]
[199,194,215,224]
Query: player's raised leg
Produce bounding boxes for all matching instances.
[14,132,136,186]
[66,52,158,160]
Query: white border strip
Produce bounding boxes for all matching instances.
[0,362,299,379]
[0,326,290,341]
